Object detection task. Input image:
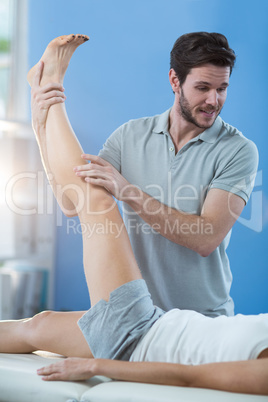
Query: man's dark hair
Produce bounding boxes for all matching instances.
[170,32,236,85]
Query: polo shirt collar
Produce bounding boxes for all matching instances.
[198,116,223,143]
[152,108,171,134]
[152,108,223,144]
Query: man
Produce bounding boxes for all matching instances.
[74,32,258,317]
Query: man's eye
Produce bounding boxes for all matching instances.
[197,87,207,91]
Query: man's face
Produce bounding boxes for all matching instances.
[177,64,230,129]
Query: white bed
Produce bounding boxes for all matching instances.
[0,351,267,402]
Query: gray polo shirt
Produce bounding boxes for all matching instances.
[99,108,258,317]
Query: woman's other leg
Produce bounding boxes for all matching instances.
[0,311,92,357]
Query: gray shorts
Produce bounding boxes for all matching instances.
[78,279,165,361]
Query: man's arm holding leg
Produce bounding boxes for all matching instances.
[74,155,245,256]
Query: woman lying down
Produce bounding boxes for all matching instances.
[1,34,267,395]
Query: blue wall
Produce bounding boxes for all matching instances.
[28,0,268,314]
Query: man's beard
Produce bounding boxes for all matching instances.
[178,88,221,129]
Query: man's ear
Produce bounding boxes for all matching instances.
[169,69,181,93]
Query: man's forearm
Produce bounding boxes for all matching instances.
[125,189,215,256]
[74,156,244,255]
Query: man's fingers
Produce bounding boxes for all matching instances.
[76,169,109,179]
[41,90,66,101]
[41,82,65,93]
[81,154,108,166]
[33,60,44,87]
[45,97,66,106]
[32,88,66,110]
[74,163,106,172]
[35,96,65,111]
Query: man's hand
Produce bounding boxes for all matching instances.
[31,61,66,132]
[37,357,95,382]
[74,154,138,201]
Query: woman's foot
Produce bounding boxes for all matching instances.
[27,34,89,87]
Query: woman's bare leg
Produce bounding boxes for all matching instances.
[0,34,142,357]
[28,34,142,306]
[28,34,90,216]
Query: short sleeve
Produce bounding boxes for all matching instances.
[98,125,122,172]
[209,140,259,204]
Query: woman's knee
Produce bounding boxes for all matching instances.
[23,310,55,344]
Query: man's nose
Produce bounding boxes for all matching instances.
[206,90,218,106]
